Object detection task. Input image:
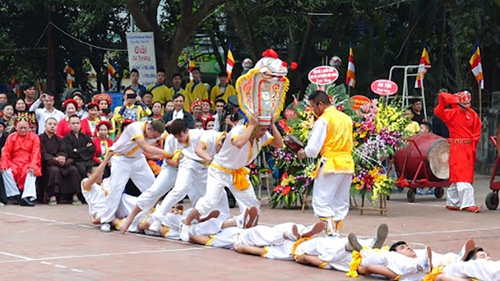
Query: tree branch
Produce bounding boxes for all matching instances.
[126,0,151,31]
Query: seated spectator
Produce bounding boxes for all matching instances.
[56,99,78,138]
[92,93,116,138]
[194,118,204,130]
[404,108,420,137]
[0,120,8,205]
[191,99,203,119]
[142,91,153,110]
[1,114,41,207]
[165,100,174,112]
[70,89,88,119]
[420,122,432,134]
[161,93,194,130]
[112,88,151,135]
[1,104,16,133]
[13,98,27,120]
[92,120,113,178]
[29,93,65,134]
[200,99,213,125]
[81,102,100,138]
[205,116,215,130]
[64,115,95,179]
[39,117,81,206]
[150,101,163,120]
[0,91,8,110]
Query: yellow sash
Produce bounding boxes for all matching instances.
[211,163,250,190]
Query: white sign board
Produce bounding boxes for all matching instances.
[126,32,157,87]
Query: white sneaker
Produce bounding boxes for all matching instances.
[179,223,190,242]
[417,246,432,273]
[234,208,248,229]
[100,223,111,232]
[283,224,299,241]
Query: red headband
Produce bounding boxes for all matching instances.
[63,99,78,110]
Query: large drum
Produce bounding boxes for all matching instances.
[393,133,450,181]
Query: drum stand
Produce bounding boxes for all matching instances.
[394,139,448,203]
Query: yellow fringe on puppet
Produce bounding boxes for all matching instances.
[346,250,362,277]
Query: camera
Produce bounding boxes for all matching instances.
[222,103,234,118]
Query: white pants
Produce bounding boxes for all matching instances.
[446,182,475,209]
[101,155,155,223]
[443,260,500,281]
[236,225,284,247]
[195,166,260,218]
[2,169,37,199]
[115,194,138,219]
[136,165,178,211]
[190,217,225,236]
[153,161,231,221]
[312,169,352,219]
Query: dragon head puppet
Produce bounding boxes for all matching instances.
[236,49,293,125]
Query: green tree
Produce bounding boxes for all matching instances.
[126,0,226,84]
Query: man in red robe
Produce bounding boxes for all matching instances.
[1,118,42,206]
[434,91,482,212]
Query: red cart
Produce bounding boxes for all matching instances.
[393,133,450,202]
[485,136,500,210]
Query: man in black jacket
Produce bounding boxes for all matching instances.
[161,93,195,130]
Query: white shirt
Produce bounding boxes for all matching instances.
[172,109,184,120]
[81,178,109,216]
[179,129,205,161]
[109,121,164,158]
[29,99,65,134]
[304,118,327,158]
[213,125,273,169]
[164,134,187,158]
[199,130,226,157]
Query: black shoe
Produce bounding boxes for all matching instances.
[12,195,20,205]
[20,197,35,207]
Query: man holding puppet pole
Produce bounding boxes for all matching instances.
[298,90,354,236]
[179,49,288,241]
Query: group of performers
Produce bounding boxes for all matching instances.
[75,50,494,280]
[0,49,494,279]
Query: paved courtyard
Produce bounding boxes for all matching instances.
[0,174,498,280]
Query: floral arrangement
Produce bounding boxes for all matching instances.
[351,99,410,203]
[271,83,351,208]
[271,80,410,207]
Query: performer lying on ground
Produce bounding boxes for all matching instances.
[354,238,476,281]
[438,246,499,281]
[81,153,137,232]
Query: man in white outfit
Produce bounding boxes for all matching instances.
[81,153,137,232]
[439,246,498,281]
[298,90,354,236]
[120,119,231,233]
[100,119,168,224]
[179,113,283,241]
